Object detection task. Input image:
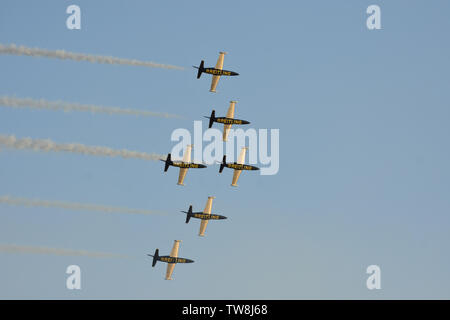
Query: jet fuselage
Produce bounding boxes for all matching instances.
[157,256,194,264]
[171,161,207,169]
[214,117,250,125]
[190,212,227,220]
[204,68,239,76]
[225,163,260,171]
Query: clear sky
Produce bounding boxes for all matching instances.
[1,0,449,299]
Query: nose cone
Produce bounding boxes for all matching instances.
[186,259,195,263]
[231,71,239,76]
[242,120,250,125]
[199,164,207,168]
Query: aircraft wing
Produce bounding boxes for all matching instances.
[210,75,221,93]
[231,169,242,187]
[226,101,236,118]
[198,196,214,236]
[215,52,226,70]
[177,145,191,185]
[183,144,192,163]
[223,124,232,141]
[164,240,181,280]
[170,240,181,258]
[165,263,175,280]
[238,147,247,164]
[203,196,214,214]
[198,220,209,237]
[223,101,236,141]
[177,168,188,185]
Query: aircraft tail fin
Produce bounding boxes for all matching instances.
[194,60,205,79]
[148,249,159,267]
[209,110,215,128]
[219,155,226,173]
[163,153,172,172]
[207,110,215,128]
[203,110,215,128]
[185,205,193,223]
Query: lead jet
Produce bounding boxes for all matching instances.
[148,240,194,280]
[219,147,260,187]
[161,144,206,186]
[194,52,239,93]
[205,101,250,141]
[182,196,227,237]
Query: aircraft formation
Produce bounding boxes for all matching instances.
[150,52,260,280]
[1,47,256,281]
[0,45,259,280]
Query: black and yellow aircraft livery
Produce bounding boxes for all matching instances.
[181,196,227,236]
[194,52,239,92]
[161,145,206,185]
[205,110,250,129]
[219,147,260,187]
[204,101,249,141]
[148,240,194,280]
[219,155,260,172]
[161,153,207,171]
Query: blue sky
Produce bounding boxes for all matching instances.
[1,0,449,299]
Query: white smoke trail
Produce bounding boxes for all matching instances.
[0,244,127,258]
[0,43,184,70]
[0,195,166,216]
[0,134,165,161]
[0,96,181,119]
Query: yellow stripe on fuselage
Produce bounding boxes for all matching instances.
[216,118,244,125]
[227,164,254,170]
[160,257,187,263]
[193,213,220,220]
[205,69,232,76]
[173,163,201,168]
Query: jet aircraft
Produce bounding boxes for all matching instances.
[161,144,206,185]
[205,101,250,141]
[219,147,259,186]
[182,196,227,237]
[148,240,194,280]
[194,52,239,92]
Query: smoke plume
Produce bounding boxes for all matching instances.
[0,96,181,119]
[0,244,127,258]
[0,134,165,161]
[0,195,166,216]
[0,43,184,70]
